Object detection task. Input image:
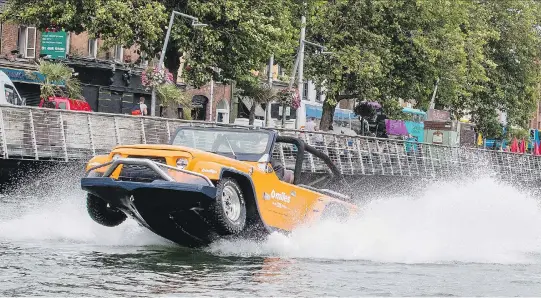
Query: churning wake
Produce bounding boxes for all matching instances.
[1,171,541,264]
[208,177,541,264]
[0,178,169,246]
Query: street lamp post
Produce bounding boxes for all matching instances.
[295,15,306,129]
[293,37,331,129]
[151,11,207,116]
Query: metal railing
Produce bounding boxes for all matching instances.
[0,104,538,183]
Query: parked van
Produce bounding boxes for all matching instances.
[0,70,25,106]
[38,96,92,112]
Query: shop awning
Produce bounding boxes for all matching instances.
[305,102,354,120]
[0,67,65,86]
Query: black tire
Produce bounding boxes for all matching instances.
[212,178,247,235]
[86,194,127,227]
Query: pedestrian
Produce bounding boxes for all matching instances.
[139,97,148,116]
[305,117,316,132]
[132,97,148,116]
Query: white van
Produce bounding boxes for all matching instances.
[0,70,25,106]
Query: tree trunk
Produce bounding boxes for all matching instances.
[248,101,256,125]
[320,98,337,131]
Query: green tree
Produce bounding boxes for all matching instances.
[235,72,276,125]
[2,0,299,93]
[156,83,192,120]
[164,0,298,88]
[305,0,495,131]
[469,0,541,138]
[34,60,82,101]
[306,0,541,135]
[1,0,167,56]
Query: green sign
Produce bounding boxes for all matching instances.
[40,31,67,59]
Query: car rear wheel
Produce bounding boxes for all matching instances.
[86,194,127,227]
[212,178,246,235]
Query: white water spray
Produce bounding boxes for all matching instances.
[208,177,541,264]
[2,173,541,264]
[0,186,169,246]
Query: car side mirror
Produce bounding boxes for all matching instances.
[21,97,26,106]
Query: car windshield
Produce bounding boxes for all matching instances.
[171,128,272,162]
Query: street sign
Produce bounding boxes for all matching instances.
[40,31,67,59]
[427,108,450,121]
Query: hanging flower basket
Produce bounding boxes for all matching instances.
[277,87,300,110]
[141,66,174,90]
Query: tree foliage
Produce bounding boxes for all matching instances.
[4,0,541,137]
[235,73,276,125]
[169,0,298,87]
[305,0,541,135]
[34,60,82,100]
[2,0,298,90]
[1,0,167,55]
[156,83,192,120]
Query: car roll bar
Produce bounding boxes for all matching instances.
[85,157,214,187]
[275,136,342,184]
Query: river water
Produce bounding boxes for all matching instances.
[2,170,541,296]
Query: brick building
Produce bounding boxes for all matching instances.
[184,83,232,123]
[0,20,153,113]
[0,6,233,121]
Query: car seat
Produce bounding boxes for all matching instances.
[283,169,294,184]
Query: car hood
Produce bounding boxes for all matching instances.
[114,144,198,151]
[112,144,256,169]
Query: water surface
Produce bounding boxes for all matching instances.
[2,176,541,296]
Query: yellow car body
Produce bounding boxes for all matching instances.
[81,127,356,247]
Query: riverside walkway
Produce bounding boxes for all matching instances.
[0,104,538,185]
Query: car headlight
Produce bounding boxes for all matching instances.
[176,158,189,169]
[112,153,121,161]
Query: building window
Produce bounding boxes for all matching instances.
[303,81,308,100]
[88,39,97,58]
[113,45,123,62]
[65,32,70,55]
[316,86,322,102]
[18,26,37,58]
[278,65,285,77]
[216,99,230,124]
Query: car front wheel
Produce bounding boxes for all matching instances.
[212,178,247,235]
[86,194,127,227]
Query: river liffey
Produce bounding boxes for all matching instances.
[2,176,541,296]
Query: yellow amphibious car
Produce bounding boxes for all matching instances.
[81,126,357,247]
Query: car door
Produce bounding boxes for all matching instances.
[253,164,319,231]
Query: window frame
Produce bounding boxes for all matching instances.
[113,45,123,62]
[65,32,70,55]
[88,38,97,58]
[303,81,309,99]
[18,26,37,58]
